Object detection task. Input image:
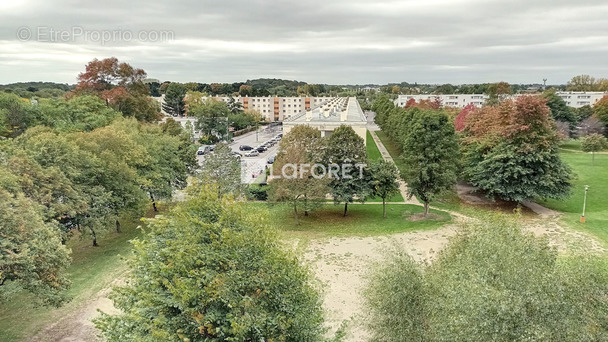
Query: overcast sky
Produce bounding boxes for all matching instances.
[2,0,608,85]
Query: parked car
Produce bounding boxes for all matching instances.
[209,144,215,151]
[245,150,259,157]
[256,146,267,153]
[197,145,211,155]
[232,151,242,159]
[239,145,253,151]
[267,155,276,164]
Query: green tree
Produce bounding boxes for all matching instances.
[365,216,608,341]
[369,159,400,217]
[371,95,395,129]
[324,126,369,216]
[191,99,231,141]
[197,142,242,198]
[0,92,38,138]
[401,109,458,215]
[593,95,608,131]
[542,90,576,128]
[0,190,71,306]
[95,187,325,341]
[269,126,328,224]
[581,133,608,163]
[37,95,121,132]
[162,83,187,116]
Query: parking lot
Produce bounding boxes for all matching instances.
[196,124,282,184]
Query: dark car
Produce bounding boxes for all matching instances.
[239,145,253,151]
[256,146,267,153]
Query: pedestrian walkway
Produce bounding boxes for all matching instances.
[368,129,421,206]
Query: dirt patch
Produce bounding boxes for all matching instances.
[302,224,458,341]
[407,212,443,221]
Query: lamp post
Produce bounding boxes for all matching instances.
[581,185,589,223]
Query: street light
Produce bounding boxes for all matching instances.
[580,185,589,223]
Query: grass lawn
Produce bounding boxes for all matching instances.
[0,208,161,342]
[257,202,451,238]
[541,149,608,245]
[366,130,382,161]
[375,130,407,174]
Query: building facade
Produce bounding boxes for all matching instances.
[208,96,336,121]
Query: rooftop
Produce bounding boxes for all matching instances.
[285,97,366,124]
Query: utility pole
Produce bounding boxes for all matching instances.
[580,185,589,223]
[543,78,547,90]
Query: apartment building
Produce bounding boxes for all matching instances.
[394,94,488,108]
[208,96,335,121]
[556,92,607,108]
[394,92,608,109]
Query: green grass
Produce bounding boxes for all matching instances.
[366,130,382,161]
[0,208,161,342]
[258,202,451,238]
[559,139,582,151]
[540,150,608,245]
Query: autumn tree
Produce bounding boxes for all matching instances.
[593,95,608,130]
[454,103,476,131]
[324,126,369,216]
[95,187,325,341]
[269,126,328,223]
[401,109,459,216]
[462,96,572,203]
[239,84,253,96]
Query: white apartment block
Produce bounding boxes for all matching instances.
[395,92,608,109]
[394,94,488,108]
[555,92,607,108]
[207,96,335,121]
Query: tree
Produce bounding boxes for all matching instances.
[455,103,476,131]
[239,84,252,96]
[593,95,608,130]
[369,160,400,217]
[0,92,38,138]
[401,109,458,216]
[162,83,187,116]
[268,126,328,224]
[543,90,576,128]
[75,57,147,95]
[0,190,71,306]
[197,142,242,198]
[95,187,325,341]
[581,133,608,163]
[371,95,394,129]
[190,99,231,141]
[37,95,121,132]
[486,81,511,105]
[567,74,596,91]
[365,216,608,341]
[577,116,605,137]
[463,96,572,203]
[324,126,369,216]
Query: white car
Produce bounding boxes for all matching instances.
[245,150,260,157]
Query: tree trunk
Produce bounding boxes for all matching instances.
[150,193,158,212]
[304,195,309,216]
[383,198,386,218]
[116,219,121,233]
[293,200,299,225]
[90,227,98,247]
[423,202,429,217]
[344,202,348,217]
